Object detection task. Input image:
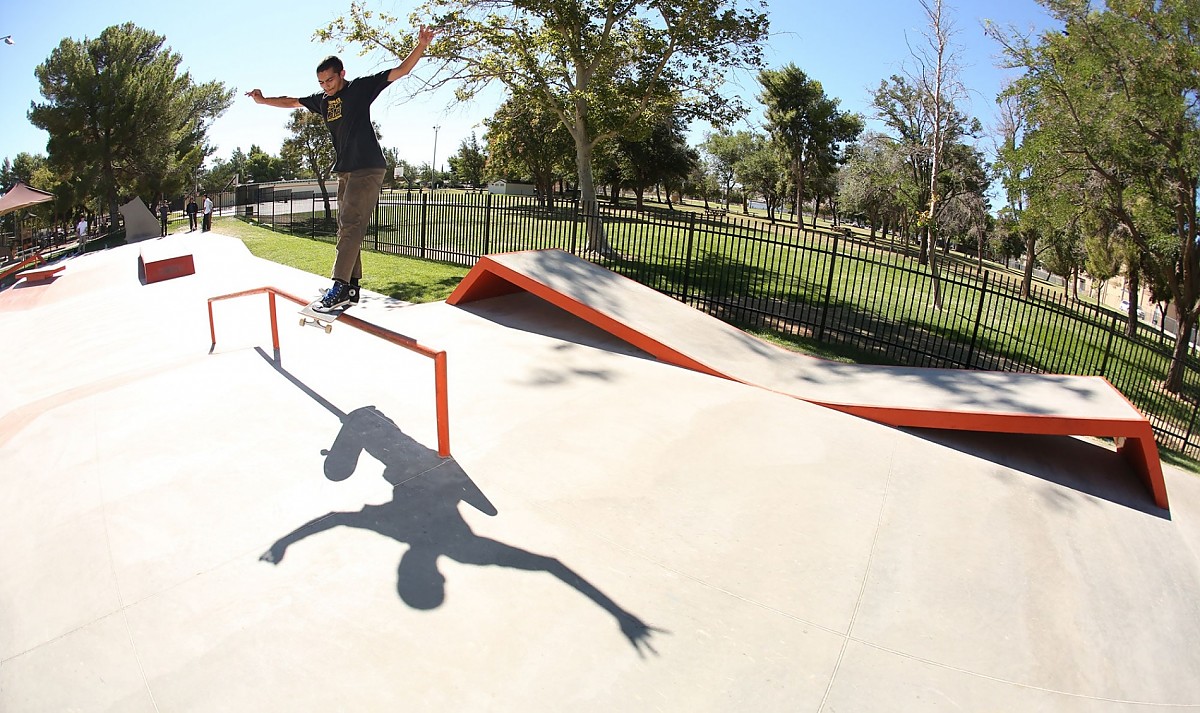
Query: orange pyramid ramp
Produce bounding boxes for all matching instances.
[448,249,1168,510]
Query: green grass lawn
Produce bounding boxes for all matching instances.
[215,217,469,303]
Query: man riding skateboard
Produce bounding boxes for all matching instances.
[246,25,435,313]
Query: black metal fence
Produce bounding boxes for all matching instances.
[238,188,1200,457]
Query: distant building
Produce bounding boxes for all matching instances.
[487,181,536,196]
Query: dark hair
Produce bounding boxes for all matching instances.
[316,55,343,74]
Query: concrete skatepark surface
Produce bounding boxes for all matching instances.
[2,232,1200,711]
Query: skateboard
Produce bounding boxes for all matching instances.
[298,301,350,333]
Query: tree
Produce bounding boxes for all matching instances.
[838,132,906,240]
[198,154,240,195]
[701,130,756,211]
[615,112,698,210]
[447,133,487,188]
[758,64,863,228]
[993,93,1039,296]
[319,0,769,255]
[8,153,46,187]
[872,75,977,252]
[1037,220,1085,299]
[738,134,788,222]
[933,141,990,251]
[684,157,720,207]
[28,23,232,229]
[243,145,286,184]
[280,111,337,219]
[988,0,1200,391]
[484,94,575,204]
[916,0,955,307]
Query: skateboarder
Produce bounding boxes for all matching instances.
[246,25,435,314]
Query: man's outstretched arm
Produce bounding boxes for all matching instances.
[245,89,302,109]
[386,25,436,82]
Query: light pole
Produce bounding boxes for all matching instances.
[1,35,14,46]
[431,125,441,190]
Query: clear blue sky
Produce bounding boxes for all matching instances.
[0,0,1056,176]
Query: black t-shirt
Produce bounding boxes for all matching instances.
[300,69,393,173]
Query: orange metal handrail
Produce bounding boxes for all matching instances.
[207,286,450,457]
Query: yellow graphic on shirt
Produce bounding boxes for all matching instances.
[326,97,343,123]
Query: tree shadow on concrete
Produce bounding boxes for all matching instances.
[259,403,662,655]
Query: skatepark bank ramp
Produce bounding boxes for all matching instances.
[448,249,1169,510]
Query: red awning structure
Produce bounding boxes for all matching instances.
[0,181,55,217]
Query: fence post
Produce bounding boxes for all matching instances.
[419,192,428,261]
[1099,312,1118,377]
[816,230,839,341]
[681,212,697,304]
[1181,389,1200,455]
[569,197,582,256]
[966,270,989,368]
[372,193,380,252]
[483,191,493,256]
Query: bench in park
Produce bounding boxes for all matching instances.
[704,207,728,219]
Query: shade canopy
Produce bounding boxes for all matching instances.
[0,181,55,218]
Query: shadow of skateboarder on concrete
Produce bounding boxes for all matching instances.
[261,405,661,655]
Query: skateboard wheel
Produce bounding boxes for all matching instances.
[323,324,332,334]
[299,317,306,326]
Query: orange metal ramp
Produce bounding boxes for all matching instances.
[448,249,1169,510]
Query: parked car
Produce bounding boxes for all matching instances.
[1120,299,1146,320]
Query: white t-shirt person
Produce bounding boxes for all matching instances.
[202,195,214,231]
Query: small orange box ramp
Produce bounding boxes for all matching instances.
[139,241,195,284]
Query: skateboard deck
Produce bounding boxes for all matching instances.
[298,301,350,333]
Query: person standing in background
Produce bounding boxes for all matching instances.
[186,195,199,231]
[202,194,213,232]
[75,214,88,255]
[157,199,169,236]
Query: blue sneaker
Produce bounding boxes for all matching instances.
[315,279,353,312]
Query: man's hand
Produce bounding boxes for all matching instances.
[244,90,301,109]
[386,26,438,82]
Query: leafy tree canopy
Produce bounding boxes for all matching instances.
[28,22,232,223]
[319,0,769,251]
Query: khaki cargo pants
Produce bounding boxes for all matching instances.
[332,167,387,282]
